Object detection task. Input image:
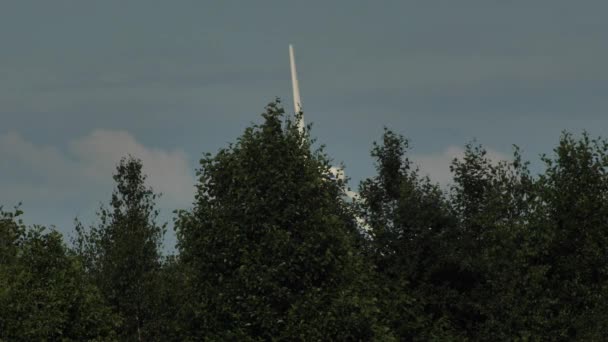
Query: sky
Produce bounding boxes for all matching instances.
[2,1,608,249]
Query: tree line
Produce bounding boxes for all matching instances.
[2,100,608,340]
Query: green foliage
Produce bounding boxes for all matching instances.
[5,102,608,340]
[448,142,543,339]
[530,132,608,338]
[359,129,608,340]
[435,132,608,339]
[175,100,388,340]
[358,129,460,340]
[0,205,24,268]
[0,208,116,341]
[74,156,166,341]
[145,255,190,340]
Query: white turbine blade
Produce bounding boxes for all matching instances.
[289,44,304,132]
[287,45,367,233]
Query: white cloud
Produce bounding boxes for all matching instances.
[0,130,195,209]
[413,146,510,187]
[68,130,194,206]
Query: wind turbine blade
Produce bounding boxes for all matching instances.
[289,44,304,132]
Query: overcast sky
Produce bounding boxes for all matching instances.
[2,1,608,249]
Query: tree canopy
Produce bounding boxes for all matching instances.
[3,100,608,340]
[175,101,387,340]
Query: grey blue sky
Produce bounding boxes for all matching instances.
[2,1,608,248]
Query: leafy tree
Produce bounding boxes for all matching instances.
[75,156,166,341]
[446,134,608,339]
[0,207,116,341]
[528,132,608,339]
[358,129,461,340]
[175,100,389,340]
[448,143,547,339]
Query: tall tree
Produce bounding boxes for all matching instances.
[530,132,608,339]
[448,143,544,339]
[75,156,165,341]
[358,129,460,340]
[175,100,389,340]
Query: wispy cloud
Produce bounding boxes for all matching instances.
[0,130,195,209]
